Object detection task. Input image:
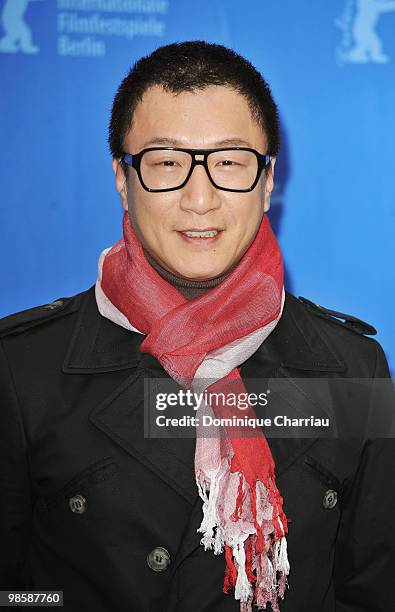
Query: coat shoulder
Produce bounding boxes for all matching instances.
[296,295,377,337]
[0,288,89,339]
[283,293,390,377]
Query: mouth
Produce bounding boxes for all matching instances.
[178,227,223,238]
[176,228,223,246]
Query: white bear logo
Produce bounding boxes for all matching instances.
[337,0,395,64]
[0,0,41,54]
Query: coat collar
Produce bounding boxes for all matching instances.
[62,286,346,374]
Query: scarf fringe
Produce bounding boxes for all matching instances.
[196,471,225,554]
[197,469,290,611]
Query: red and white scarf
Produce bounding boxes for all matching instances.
[95,211,289,611]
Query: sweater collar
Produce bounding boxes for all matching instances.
[142,247,237,300]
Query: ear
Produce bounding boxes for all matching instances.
[263,157,276,213]
[112,158,128,211]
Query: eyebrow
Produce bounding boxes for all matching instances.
[140,137,253,148]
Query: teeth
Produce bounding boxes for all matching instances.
[183,230,219,238]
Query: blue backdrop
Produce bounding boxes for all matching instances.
[1,0,394,372]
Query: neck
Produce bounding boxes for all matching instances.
[143,248,236,300]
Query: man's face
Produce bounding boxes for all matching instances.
[113,84,275,280]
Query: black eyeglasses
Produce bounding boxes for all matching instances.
[122,147,270,193]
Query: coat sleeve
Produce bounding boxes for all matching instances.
[334,341,395,611]
[0,339,33,589]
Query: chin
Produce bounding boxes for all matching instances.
[175,263,229,281]
[161,250,233,280]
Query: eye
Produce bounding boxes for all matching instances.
[155,160,178,167]
[219,159,237,166]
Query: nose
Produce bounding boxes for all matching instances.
[179,163,221,215]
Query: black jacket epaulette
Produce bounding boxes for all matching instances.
[0,296,79,339]
[298,296,377,336]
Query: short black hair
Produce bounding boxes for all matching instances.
[109,41,280,171]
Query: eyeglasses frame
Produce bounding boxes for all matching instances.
[122,146,271,193]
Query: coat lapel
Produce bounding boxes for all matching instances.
[63,288,198,503]
[62,287,346,506]
[88,368,199,504]
[238,292,345,479]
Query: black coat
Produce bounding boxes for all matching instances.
[0,286,394,612]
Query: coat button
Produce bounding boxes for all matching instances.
[147,547,171,572]
[44,299,64,310]
[323,489,338,509]
[69,494,87,514]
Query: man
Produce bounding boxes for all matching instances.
[0,41,394,612]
